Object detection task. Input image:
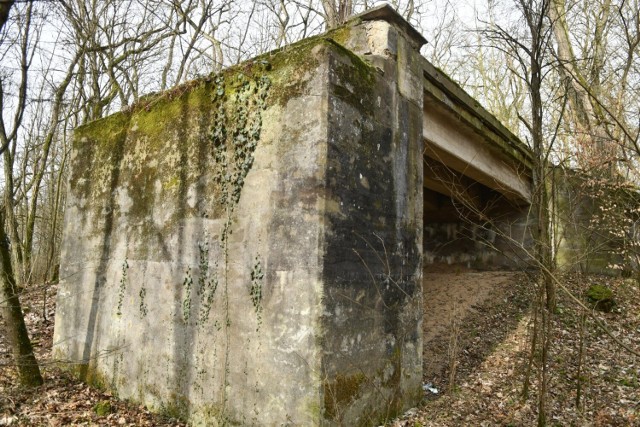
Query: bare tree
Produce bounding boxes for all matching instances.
[549,0,639,169]
[0,0,182,386]
[0,0,43,387]
[548,0,618,173]
[480,1,560,424]
[0,211,42,386]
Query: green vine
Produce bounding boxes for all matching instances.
[249,256,264,329]
[208,62,271,410]
[139,287,148,318]
[211,66,271,215]
[196,239,210,296]
[182,266,193,323]
[197,239,219,324]
[116,258,129,316]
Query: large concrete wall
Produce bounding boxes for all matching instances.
[53,10,424,426]
[54,41,329,425]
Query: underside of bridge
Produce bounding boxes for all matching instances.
[420,59,534,269]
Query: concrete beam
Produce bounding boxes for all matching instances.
[424,156,483,213]
[423,103,532,204]
[419,56,532,170]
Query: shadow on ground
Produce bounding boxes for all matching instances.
[421,265,533,397]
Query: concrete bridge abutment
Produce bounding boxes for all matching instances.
[54,6,428,425]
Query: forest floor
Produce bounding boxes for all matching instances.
[1,268,639,426]
[0,283,185,427]
[393,266,640,426]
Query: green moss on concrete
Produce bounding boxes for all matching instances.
[158,394,190,420]
[74,111,131,150]
[323,366,409,426]
[70,111,132,201]
[158,393,236,426]
[122,83,213,226]
[305,400,322,424]
[72,31,353,202]
[385,347,402,386]
[327,38,377,111]
[74,363,113,395]
[326,24,354,47]
[72,34,337,233]
[323,372,366,419]
[336,47,376,89]
[255,41,322,107]
[133,86,207,141]
[189,404,233,426]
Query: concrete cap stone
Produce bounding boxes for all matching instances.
[352,3,428,49]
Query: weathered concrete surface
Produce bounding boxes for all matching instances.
[54,41,330,425]
[53,6,424,426]
[320,13,424,425]
[553,168,640,275]
[423,103,531,204]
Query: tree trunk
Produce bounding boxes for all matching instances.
[548,0,614,173]
[0,211,43,387]
[518,2,555,424]
[322,0,338,29]
[322,0,353,29]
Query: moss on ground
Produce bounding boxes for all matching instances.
[586,283,616,312]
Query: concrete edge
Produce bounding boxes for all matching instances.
[351,3,428,48]
[419,55,533,166]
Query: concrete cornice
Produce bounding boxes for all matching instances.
[420,57,532,166]
[351,3,428,49]
[346,5,531,169]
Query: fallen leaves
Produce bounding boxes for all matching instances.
[392,272,640,426]
[3,273,640,426]
[0,284,185,427]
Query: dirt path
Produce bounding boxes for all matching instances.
[394,270,640,426]
[422,265,530,391]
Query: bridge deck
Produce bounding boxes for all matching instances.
[420,56,532,205]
